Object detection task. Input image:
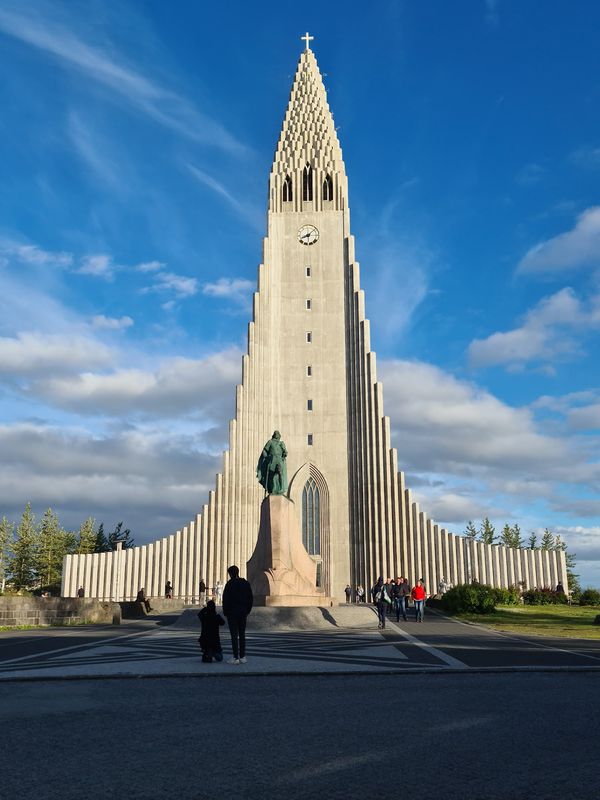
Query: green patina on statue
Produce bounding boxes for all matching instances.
[256,430,288,495]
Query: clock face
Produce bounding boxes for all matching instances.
[298,224,319,246]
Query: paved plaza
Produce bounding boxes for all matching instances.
[1,606,600,679]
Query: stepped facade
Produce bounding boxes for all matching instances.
[62,41,567,601]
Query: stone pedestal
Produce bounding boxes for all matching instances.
[247,495,331,607]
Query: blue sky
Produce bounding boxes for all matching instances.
[0,0,599,586]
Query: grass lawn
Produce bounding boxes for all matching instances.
[457,604,600,639]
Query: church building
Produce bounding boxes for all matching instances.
[62,37,567,601]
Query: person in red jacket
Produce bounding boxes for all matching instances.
[411,579,427,622]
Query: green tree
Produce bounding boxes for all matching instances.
[500,523,514,548]
[464,520,478,541]
[38,509,75,589]
[540,528,555,551]
[511,524,523,549]
[0,516,14,592]
[479,517,496,544]
[94,523,110,553]
[553,535,580,596]
[108,522,134,549]
[10,503,39,589]
[77,517,97,554]
[527,532,538,549]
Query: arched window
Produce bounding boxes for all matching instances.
[302,163,313,201]
[322,174,333,201]
[282,174,293,202]
[302,478,320,555]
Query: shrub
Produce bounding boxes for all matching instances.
[441,583,496,615]
[578,588,600,606]
[491,586,521,606]
[522,588,568,605]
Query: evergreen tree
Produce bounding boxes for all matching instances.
[527,532,538,549]
[500,523,514,548]
[38,509,74,588]
[479,517,496,544]
[10,503,39,589]
[553,535,580,595]
[77,517,97,554]
[510,524,523,549]
[108,522,134,549]
[0,516,14,592]
[94,523,110,553]
[540,528,555,551]
[464,520,478,540]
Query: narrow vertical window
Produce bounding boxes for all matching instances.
[307,434,313,446]
[323,173,333,201]
[302,163,313,201]
[307,365,312,376]
[306,299,311,310]
[307,399,313,411]
[306,266,311,277]
[282,174,293,202]
[306,332,312,343]
[302,477,320,554]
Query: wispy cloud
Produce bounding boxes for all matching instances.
[142,271,198,299]
[0,239,72,267]
[187,164,263,231]
[515,162,544,186]
[136,260,164,273]
[76,254,115,280]
[0,332,112,376]
[91,315,134,331]
[203,278,254,308]
[517,206,600,274]
[569,145,600,170]
[0,4,246,156]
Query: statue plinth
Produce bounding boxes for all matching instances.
[247,495,331,607]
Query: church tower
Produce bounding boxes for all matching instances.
[62,38,567,601]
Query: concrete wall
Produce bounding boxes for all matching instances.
[0,597,121,627]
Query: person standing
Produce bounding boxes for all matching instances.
[391,578,402,622]
[356,585,365,603]
[372,577,389,629]
[215,580,223,605]
[198,600,225,663]
[222,565,253,664]
[344,584,352,604]
[77,586,85,598]
[198,578,206,606]
[399,577,410,621]
[411,579,427,623]
[165,580,173,599]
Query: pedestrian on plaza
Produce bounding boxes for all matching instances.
[165,580,173,599]
[222,565,253,665]
[398,576,410,621]
[356,585,365,603]
[556,581,565,595]
[77,586,85,598]
[344,584,352,604]
[384,578,394,615]
[373,577,390,629]
[136,587,153,613]
[411,579,427,623]
[198,578,207,606]
[198,600,225,663]
[215,580,223,605]
[391,578,402,622]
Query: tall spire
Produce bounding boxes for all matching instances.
[269,40,347,213]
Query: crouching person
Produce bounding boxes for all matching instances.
[198,600,225,662]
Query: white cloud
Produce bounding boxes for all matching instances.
[136,260,164,273]
[0,4,246,156]
[187,164,262,230]
[142,270,198,299]
[0,422,220,540]
[91,315,134,331]
[468,287,600,369]
[0,239,73,267]
[32,348,242,418]
[76,254,114,279]
[569,146,600,170]
[0,332,112,376]
[203,278,254,307]
[516,162,544,185]
[67,111,122,189]
[517,206,600,274]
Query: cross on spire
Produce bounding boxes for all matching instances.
[301,31,314,50]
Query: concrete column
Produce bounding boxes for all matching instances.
[173,530,182,598]
[411,501,421,585]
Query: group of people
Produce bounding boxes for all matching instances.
[370,577,428,628]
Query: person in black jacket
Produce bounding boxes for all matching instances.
[198,600,225,662]
[222,565,253,664]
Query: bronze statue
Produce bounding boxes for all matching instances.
[256,430,288,495]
